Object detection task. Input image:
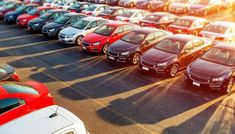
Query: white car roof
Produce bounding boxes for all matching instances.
[82,16,105,21]
[0,105,85,134]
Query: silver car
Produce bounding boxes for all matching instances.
[58,16,109,45]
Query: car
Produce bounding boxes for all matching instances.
[199,21,235,42]
[67,2,90,13]
[189,0,222,16]
[107,27,171,65]
[4,4,38,24]
[0,81,55,125]
[28,9,68,32]
[107,0,120,6]
[58,16,108,45]
[0,1,23,19]
[82,22,136,53]
[43,0,56,7]
[140,34,212,77]
[95,0,108,4]
[81,4,110,16]
[185,43,235,94]
[0,105,89,134]
[0,64,20,82]
[147,0,172,11]
[139,12,177,30]
[42,13,87,38]
[97,6,125,20]
[168,0,191,14]
[16,6,54,27]
[136,0,151,9]
[115,9,150,24]
[50,0,68,8]
[118,0,137,7]
[167,16,209,36]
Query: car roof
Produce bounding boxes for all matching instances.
[178,16,207,21]
[81,16,105,21]
[105,21,131,27]
[214,43,235,51]
[0,105,84,134]
[167,34,197,42]
[77,2,89,4]
[64,12,86,17]
[210,21,235,27]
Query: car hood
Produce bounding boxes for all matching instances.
[170,3,188,8]
[60,26,82,35]
[109,40,138,52]
[30,17,46,24]
[200,31,226,39]
[190,4,206,9]
[43,22,64,29]
[142,48,176,63]
[18,13,35,20]
[5,11,17,16]
[190,58,232,77]
[83,33,109,43]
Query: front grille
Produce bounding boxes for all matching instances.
[82,41,90,47]
[191,72,210,84]
[59,33,66,39]
[42,28,48,33]
[108,50,119,56]
[142,60,155,68]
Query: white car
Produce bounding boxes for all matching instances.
[118,0,137,7]
[115,9,150,24]
[200,21,235,42]
[81,4,110,17]
[0,105,89,134]
[58,16,109,45]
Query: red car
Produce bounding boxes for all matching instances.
[0,64,20,82]
[167,16,209,36]
[0,81,55,125]
[82,22,136,53]
[16,6,54,27]
[0,1,23,19]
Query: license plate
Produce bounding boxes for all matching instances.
[109,56,115,60]
[82,46,86,50]
[142,66,149,71]
[193,81,200,87]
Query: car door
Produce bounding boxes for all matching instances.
[85,20,99,34]
[191,38,209,59]
[178,41,195,68]
[140,32,156,52]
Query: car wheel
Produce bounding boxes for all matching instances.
[224,78,234,94]
[76,35,83,46]
[131,53,140,65]
[102,43,110,54]
[169,63,179,77]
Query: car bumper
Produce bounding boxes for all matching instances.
[42,29,58,37]
[16,20,28,27]
[4,16,16,23]
[58,36,76,44]
[82,43,103,53]
[140,62,167,74]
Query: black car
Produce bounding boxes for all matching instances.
[4,4,38,24]
[140,34,212,77]
[107,0,119,6]
[107,27,170,65]
[28,9,68,32]
[185,43,235,94]
[67,2,90,13]
[0,64,20,81]
[139,12,177,30]
[42,13,87,38]
[97,6,125,20]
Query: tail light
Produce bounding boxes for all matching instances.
[11,72,20,82]
[70,10,77,13]
[123,19,130,22]
[87,12,92,16]
[215,37,224,40]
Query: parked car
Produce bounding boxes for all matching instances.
[107,27,171,65]
[95,0,108,4]
[147,0,172,11]
[189,0,223,16]
[199,21,235,42]
[115,9,150,24]
[168,0,191,14]
[136,0,151,9]
[0,81,55,125]
[4,4,38,24]
[67,2,90,13]
[140,34,212,77]
[50,0,68,8]
[82,22,135,53]
[185,43,235,94]
[167,16,209,36]
[97,6,125,20]
[0,64,20,82]
[81,4,110,16]
[43,0,56,6]
[139,12,177,30]
[16,6,54,27]
[0,105,89,134]
[42,13,87,37]
[107,0,120,6]
[58,16,108,45]
[61,0,77,9]
[28,9,68,32]
[0,1,23,19]
[118,0,137,7]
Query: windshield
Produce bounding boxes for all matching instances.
[120,11,134,18]
[5,3,15,9]
[122,31,146,45]
[86,5,96,11]
[28,8,38,15]
[72,19,89,29]
[172,18,192,27]
[3,84,39,95]
[70,2,81,9]
[154,38,185,54]
[94,25,115,36]
[144,15,161,22]
[203,24,227,34]
[101,9,115,15]
[55,15,70,24]
[46,0,54,3]
[201,48,235,66]
[191,0,209,4]
[39,12,53,19]
[15,5,26,12]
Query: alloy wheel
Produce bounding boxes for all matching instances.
[132,53,140,65]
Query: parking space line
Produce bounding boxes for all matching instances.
[0,34,42,42]
[0,30,13,34]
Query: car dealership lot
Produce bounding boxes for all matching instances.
[0,8,235,134]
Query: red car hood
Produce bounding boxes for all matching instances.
[24,81,49,96]
[18,13,36,20]
[83,33,110,43]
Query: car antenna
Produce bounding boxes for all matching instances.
[49,106,59,118]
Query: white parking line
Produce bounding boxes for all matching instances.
[0,34,42,42]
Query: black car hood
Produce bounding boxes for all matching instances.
[0,64,14,78]
[5,11,17,16]
[30,17,47,24]
[109,40,138,52]
[43,22,64,29]
[190,58,232,77]
[142,48,176,63]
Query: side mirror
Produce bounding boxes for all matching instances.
[182,50,190,54]
[86,27,91,30]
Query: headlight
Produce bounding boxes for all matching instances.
[120,51,129,55]
[8,15,14,18]
[92,42,100,46]
[49,28,55,32]
[157,62,167,67]
[34,23,40,27]
[22,19,27,22]
[67,34,75,38]
[212,75,227,82]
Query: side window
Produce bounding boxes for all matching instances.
[97,20,106,25]
[123,25,134,32]
[69,17,78,24]
[83,5,89,9]
[114,26,124,34]
[145,33,155,44]
[154,32,166,39]
[64,131,75,134]
[88,21,98,28]
[184,41,194,51]
[134,12,143,18]
[0,98,26,115]
[97,7,104,12]
[193,39,204,47]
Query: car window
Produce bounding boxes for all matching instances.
[69,17,79,24]
[97,7,104,12]
[184,41,194,51]
[159,16,169,22]
[97,20,107,25]
[2,84,39,95]
[114,26,124,34]
[193,39,204,47]
[39,9,47,15]
[0,98,26,115]
[88,21,98,28]
[134,12,143,18]
[123,25,134,32]
[145,33,155,44]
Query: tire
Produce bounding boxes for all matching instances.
[223,78,234,94]
[168,63,179,77]
[76,35,83,46]
[131,53,140,65]
[102,43,109,54]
